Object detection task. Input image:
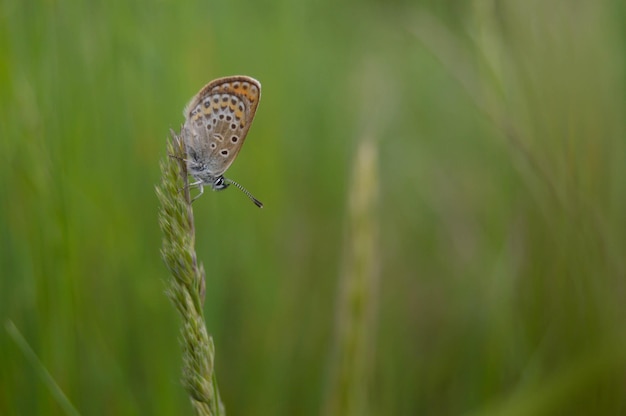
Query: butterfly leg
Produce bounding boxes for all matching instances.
[191,183,204,203]
[178,179,200,193]
[168,154,186,162]
[168,128,188,161]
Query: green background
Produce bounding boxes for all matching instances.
[2,0,626,414]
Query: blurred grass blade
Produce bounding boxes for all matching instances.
[469,338,626,416]
[155,131,224,416]
[5,320,81,416]
[323,139,380,416]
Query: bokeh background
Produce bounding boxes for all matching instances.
[2,0,626,414]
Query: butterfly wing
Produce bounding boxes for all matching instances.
[182,76,261,177]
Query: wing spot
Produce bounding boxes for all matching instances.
[231,136,239,143]
[220,149,229,157]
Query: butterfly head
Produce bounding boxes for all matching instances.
[210,175,230,191]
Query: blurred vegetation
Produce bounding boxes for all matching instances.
[1,0,625,414]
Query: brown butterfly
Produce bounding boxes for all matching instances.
[181,75,263,208]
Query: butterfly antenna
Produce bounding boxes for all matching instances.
[225,178,264,208]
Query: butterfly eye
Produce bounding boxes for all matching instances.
[213,176,229,190]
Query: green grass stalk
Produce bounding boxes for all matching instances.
[5,320,81,416]
[323,139,380,416]
[155,131,224,416]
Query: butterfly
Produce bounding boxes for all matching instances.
[181,75,263,208]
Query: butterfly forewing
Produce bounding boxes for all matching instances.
[183,76,261,176]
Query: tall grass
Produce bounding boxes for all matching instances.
[156,133,223,416]
[323,139,380,416]
[1,0,625,414]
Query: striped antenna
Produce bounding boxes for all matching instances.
[225,178,263,208]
